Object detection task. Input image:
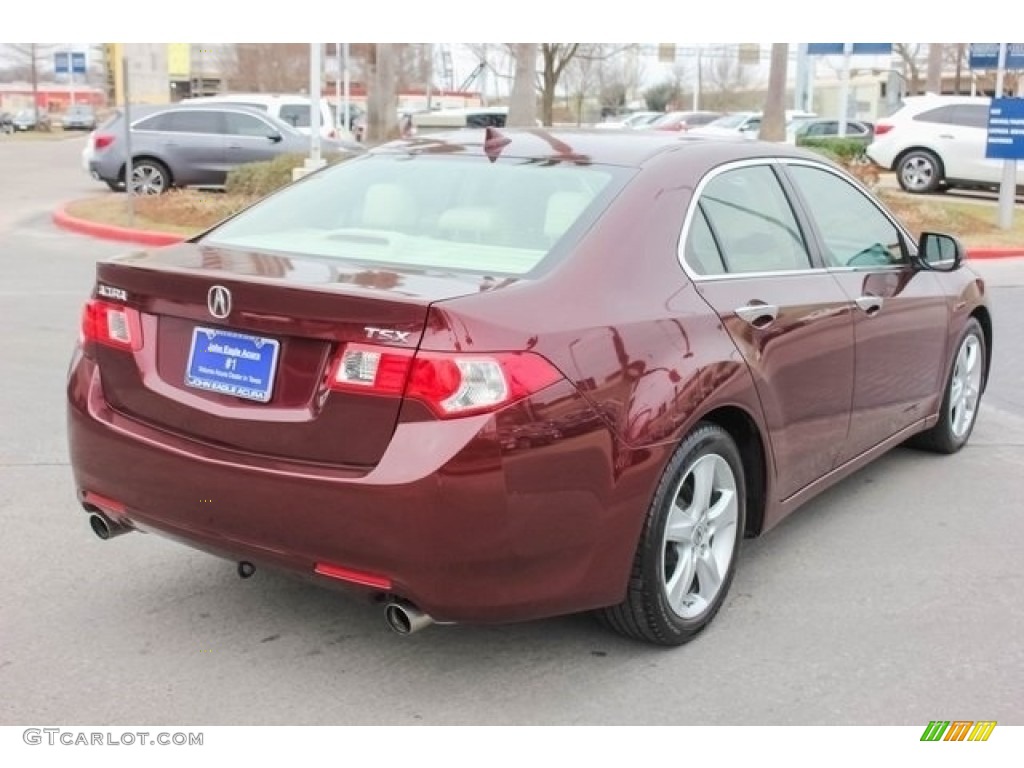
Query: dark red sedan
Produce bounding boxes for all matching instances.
[67,128,991,646]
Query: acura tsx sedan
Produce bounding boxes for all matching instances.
[67,128,991,646]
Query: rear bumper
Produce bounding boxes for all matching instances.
[67,352,645,624]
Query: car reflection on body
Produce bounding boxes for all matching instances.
[67,127,991,646]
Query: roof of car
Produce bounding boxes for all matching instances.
[373,127,821,168]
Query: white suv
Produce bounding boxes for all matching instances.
[181,93,360,141]
[867,95,1024,193]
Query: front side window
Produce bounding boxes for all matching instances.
[224,112,275,137]
[687,164,811,275]
[279,104,311,128]
[786,164,905,268]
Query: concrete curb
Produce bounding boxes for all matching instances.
[53,204,1024,259]
[53,206,186,247]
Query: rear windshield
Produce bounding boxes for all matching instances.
[203,154,624,275]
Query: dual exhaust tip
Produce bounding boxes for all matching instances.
[87,512,436,636]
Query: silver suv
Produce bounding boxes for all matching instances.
[86,104,362,194]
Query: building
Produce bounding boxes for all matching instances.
[0,82,104,112]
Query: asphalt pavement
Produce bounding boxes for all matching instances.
[1,134,1023,726]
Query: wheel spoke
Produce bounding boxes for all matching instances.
[665,503,696,544]
[695,550,723,600]
[688,457,715,517]
[706,487,736,527]
[665,546,696,612]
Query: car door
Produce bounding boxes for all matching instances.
[780,160,949,463]
[222,111,287,170]
[153,109,227,185]
[681,161,856,501]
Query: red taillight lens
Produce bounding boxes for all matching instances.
[93,133,115,150]
[81,299,142,351]
[873,123,893,136]
[328,344,563,418]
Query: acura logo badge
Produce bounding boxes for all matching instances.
[208,285,231,319]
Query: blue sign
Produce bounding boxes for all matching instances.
[54,51,87,74]
[185,327,280,403]
[986,98,1024,160]
[969,43,1024,70]
[807,43,893,56]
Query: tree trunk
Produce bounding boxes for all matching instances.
[926,44,943,94]
[366,44,398,143]
[759,43,788,142]
[507,43,537,128]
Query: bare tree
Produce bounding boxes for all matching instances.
[759,44,788,142]
[507,43,537,127]
[2,44,55,112]
[925,43,943,93]
[893,43,923,95]
[595,51,645,114]
[230,44,309,92]
[537,44,581,125]
[700,54,761,111]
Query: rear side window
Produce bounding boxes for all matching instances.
[950,104,989,128]
[204,155,623,275]
[686,164,811,275]
[137,110,224,134]
[913,106,955,124]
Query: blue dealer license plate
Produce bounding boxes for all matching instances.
[185,327,280,403]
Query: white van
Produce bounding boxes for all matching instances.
[180,93,359,140]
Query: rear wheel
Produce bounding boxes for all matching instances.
[911,318,985,453]
[129,159,170,195]
[599,423,745,646]
[897,149,943,193]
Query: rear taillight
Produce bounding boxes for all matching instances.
[328,344,562,418]
[81,299,142,352]
[93,133,115,150]
[873,123,893,136]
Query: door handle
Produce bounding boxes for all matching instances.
[938,133,955,139]
[855,295,884,315]
[735,303,779,328]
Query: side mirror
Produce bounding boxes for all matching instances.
[267,132,283,143]
[917,231,964,271]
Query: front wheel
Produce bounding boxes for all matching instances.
[911,318,986,453]
[598,423,745,646]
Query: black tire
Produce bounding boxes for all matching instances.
[598,422,746,646]
[911,318,986,454]
[896,149,943,193]
[128,158,171,195]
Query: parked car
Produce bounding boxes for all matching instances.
[181,93,355,140]
[59,104,98,131]
[692,110,816,139]
[12,109,50,132]
[646,110,722,132]
[85,103,363,194]
[67,129,990,646]
[867,95,1024,193]
[594,111,663,130]
[790,118,874,146]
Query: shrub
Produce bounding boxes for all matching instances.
[225,152,350,197]
[797,136,869,162]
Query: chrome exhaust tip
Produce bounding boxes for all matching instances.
[88,512,133,540]
[384,600,434,635]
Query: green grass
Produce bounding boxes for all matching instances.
[879,189,1024,248]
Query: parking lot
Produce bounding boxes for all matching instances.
[2,134,1023,725]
